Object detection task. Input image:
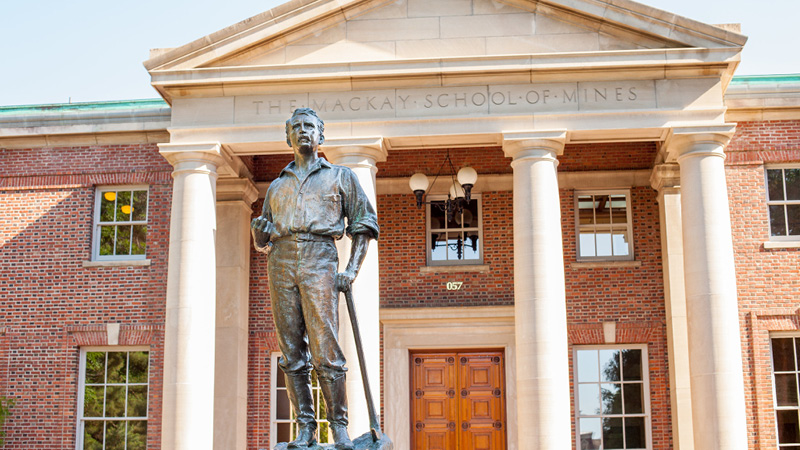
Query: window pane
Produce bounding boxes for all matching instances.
[771,205,788,237]
[115,226,132,256]
[319,422,330,444]
[107,352,127,383]
[579,383,601,415]
[100,226,115,256]
[579,418,602,449]
[579,233,596,257]
[603,417,624,449]
[83,420,104,450]
[105,420,126,450]
[774,338,797,371]
[612,232,630,256]
[577,350,600,382]
[463,233,480,260]
[578,196,595,225]
[430,202,446,230]
[86,352,106,383]
[596,232,612,257]
[609,195,628,225]
[127,421,147,450]
[116,191,132,222]
[779,410,800,444]
[132,190,148,221]
[623,384,643,414]
[84,386,105,417]
[625,417,646,449]
[431,233,447,261]
[105,386,126,417]
[786,169,800,201]
[776,374,799,407]
[128,385,148,417]
[769,169,786,201]
[100,192,116,222]
[132,225,147,255]
[621,349,642,381]
[463,200,479,227]
[446,232,463,260]
[277,423,292,443]
[276,389,291,420]
[601,383,622,414]
[595,196,611,225]
[600,350,621,382]
[788,205,800,236]
[128,352,149,383]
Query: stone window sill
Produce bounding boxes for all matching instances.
[764,241,800,249]
[570,260,641,269]
[83,259,151,268]
[420,264,490,274]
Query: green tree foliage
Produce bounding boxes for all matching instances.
[0,395,15,446]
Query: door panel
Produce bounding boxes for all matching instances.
[412,351,506,450]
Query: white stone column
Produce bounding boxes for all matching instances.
[650,165,694,450]
[214,178,258,450]
[324,138,387,437]
[503,131,570,450]
[665,125,747,450]
[158,143,226,450]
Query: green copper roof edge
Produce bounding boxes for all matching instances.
[0,98,169,114]
[731,74,800,84]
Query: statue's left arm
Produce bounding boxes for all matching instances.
[336,168,379,293]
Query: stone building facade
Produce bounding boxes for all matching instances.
[1,0,799,449]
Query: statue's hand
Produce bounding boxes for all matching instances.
[335,270,357,293]
[251,216,273,254]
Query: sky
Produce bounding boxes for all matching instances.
[1,0,797,106]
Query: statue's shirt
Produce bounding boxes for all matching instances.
[263,157,379,241]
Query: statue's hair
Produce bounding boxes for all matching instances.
[285,108,325,147]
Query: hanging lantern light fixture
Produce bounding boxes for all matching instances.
[408,151,478,220]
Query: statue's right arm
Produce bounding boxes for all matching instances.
[251,197,275,254]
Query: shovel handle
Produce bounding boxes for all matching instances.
[344,289,382,439]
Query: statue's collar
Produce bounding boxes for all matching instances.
[279,156,332,178]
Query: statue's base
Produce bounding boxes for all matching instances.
[275,431,393,450]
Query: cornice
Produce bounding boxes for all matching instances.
[149,47,742,102]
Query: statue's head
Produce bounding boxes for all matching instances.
[285,108,325,149]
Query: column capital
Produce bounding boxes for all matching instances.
[502,130,567,161]
[159,142,224,165]
[217,178,259,205]
[323,137,387,168]
[650,164,681,192]
[662,124,736,163]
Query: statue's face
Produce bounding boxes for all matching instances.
[287,114,322,154]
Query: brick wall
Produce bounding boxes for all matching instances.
[0,144,171,449]
[725,120,800,448]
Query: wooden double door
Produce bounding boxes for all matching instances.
[411,350,506,450]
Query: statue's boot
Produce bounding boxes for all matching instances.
[320,375,354,450]
[285,371,317,448]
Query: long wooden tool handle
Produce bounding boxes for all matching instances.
[344,289,382,438]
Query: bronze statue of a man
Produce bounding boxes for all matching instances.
[251,108,379,450]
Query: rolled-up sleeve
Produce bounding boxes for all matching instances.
[341,169,380,240]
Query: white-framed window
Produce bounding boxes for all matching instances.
[575,191,633,261]
[270,353,332,448]
[426,195,483,265]
[573,345,651,450]
[93,186,149,261]
[766,167,800,240]
[771,335,800,447]
[76,347,149,450]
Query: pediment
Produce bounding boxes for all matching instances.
[144,0,746,71]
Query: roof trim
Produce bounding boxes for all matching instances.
[143,0,747,72]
